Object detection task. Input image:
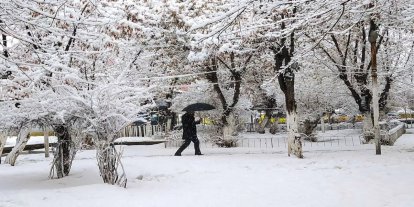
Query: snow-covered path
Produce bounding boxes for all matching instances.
[1,129,414,207]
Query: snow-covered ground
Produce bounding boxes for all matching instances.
[1,129,414,207]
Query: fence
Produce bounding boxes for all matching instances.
[165,134,365,150]
[243,121,411,133]
[117,124,169,139]
[165,122,407,150]
[122,120,407,149]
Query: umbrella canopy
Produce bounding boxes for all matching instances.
[182,103,215,112]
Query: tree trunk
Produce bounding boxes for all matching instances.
[1,22,9,58]
[44,128,50,158]
[0,132,7,163]
[222,113,239,136]
[272,24,303,158]
[286,111,302,158]
[269,117,279,134]
[362,111,374,143]
[285,85,303,158]
[256,116,268,134]
[206,54,251,128]
[321,117,325,133]
[96,141,127,187]
[5,126,30,166]
[300,118,318,142]
[369,19,381,155]
[50,125,75,178]
[218,113,239,147]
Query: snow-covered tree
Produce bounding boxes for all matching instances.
[0,0,155,186]
[304,0,413,144]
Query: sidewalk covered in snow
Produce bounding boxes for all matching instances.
[1,129,414,207]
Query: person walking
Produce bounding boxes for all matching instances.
[174,111,203,156]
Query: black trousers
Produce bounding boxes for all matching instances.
[175,137,201,155]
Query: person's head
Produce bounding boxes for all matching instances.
[187,111,195,116]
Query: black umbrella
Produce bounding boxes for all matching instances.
[182,103,215,112]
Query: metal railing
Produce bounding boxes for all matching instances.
[165,134,364,149]
[117,124,169,138]
[242,121,409,133]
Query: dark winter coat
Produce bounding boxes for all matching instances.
[182,112,200,140]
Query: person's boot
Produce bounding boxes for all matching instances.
[194,139,202,155]
[174,149,183,156]
[175,140,190,156]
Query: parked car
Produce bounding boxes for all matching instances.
[387,113,399,120]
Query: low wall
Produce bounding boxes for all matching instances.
[381,123,405,146]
